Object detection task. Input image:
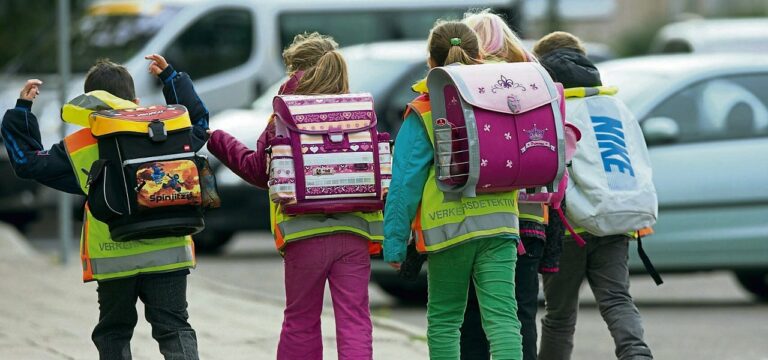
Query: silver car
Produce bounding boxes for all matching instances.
[599,54,768,300]
[651,18,768,54]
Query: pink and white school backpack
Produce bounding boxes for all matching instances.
[426,62,567,200]
[268,93,391,215]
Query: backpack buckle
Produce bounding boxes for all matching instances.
[148,120,167,142]
[328,131,344,143]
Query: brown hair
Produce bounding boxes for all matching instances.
[84,59,136,101]
[282,32,349,95]
[533,31,587,58]
[428,21,483,67]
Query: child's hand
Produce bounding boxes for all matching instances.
[20,79,42,102]
[145,54,169,76]
[388,262,402,271]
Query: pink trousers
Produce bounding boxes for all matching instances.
[277,233,373,360]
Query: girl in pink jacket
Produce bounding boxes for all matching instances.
[207,32,376,360]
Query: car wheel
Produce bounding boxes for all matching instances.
[372,273,428,304]
[735,271,768,302]
[193,229,234,254]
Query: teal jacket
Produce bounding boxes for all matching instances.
[383,111,432,263]
[384,81,519,262]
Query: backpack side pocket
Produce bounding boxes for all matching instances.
[267,136,296,204]
[196,155,221,210]
[86,159,126,222]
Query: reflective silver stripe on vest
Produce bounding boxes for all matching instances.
[519,203,546,224]
[278,214,383,240]
[90,245,193,275]
[422,212,519,247]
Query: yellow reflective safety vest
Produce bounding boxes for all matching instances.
[406,95,520,253]
[519,203,548,225]
[270,201,384,251]
[62,91,195,282]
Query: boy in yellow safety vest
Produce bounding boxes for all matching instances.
[1,55,208,359]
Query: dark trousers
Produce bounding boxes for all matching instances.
[92,272,199,360]
[539,235,653,360]
[460,237,544,360]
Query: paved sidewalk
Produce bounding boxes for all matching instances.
[0,223,428,359]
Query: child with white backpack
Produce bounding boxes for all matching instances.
[534,32,657,360]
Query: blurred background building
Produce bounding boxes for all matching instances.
[523,0,768,55]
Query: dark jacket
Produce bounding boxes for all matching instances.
[536,47,601,272]
[538,48,602,89]
[1,65,209,195]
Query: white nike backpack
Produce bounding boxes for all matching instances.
[565,95,658,236]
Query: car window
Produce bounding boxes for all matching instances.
[279,7,517,49]
[7,6,182,74]
[165,8,253,80]
[645,73,768,142]
[720,74,768,138]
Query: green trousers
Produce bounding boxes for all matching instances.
[426,236,523,360]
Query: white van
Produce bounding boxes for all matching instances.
[2,0,522,142]
[0,0,522,231]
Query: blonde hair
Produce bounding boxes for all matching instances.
[428,20,483,67]
[533,31,587,58]
[463,9,531,63]
[282,32,349,95]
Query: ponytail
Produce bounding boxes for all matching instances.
[295,50,349,95]
[445,44,483,66]
[427,21,482,67]
[282,32,349,96]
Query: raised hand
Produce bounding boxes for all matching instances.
[20,79,43,102]
[145,54,169,76]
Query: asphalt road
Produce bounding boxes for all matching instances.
[196,232,768,359]
[27,226,768,359]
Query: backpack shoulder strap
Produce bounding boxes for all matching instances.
[637,234,664,286]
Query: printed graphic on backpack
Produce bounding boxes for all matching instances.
[136,160,202,209]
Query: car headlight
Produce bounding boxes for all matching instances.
[215,166,246,187]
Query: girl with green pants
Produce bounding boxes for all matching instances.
[383,20,523,360]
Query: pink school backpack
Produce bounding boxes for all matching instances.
[426,62,567,200]
[268,93,391,215]
[518,107,587,246]
[516,81,577,208]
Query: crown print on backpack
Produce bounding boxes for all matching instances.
[521,124,556,154]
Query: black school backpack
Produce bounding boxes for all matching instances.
[86,105,219,241]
